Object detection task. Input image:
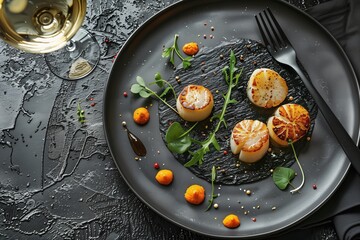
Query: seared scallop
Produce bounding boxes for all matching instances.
[230,120,269,163]
[176,84,214,122]
[247,68,288,108]
[267,103,310,147]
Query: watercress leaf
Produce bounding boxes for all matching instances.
[139,90,152,98]
[136,76,146,87]
[167,136,192,154]
[165,122,192,153]
[162,47,172,58]
[273,167,295,190]
[165,122,185,141]
[130,84,143,94]
[168,138,191,153]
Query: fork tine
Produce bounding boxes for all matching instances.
[256,10,280,51]
[266,7,291,48]
[256,8,291,51]
[255,14,270,47]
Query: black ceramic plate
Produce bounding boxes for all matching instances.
[103,0,360,238]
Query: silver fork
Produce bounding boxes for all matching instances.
[255,8,360,174]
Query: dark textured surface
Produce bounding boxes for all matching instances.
[158,39,317,185]
[0,0,339,240]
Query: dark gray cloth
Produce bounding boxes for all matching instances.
[305,1,360,239]
[270,1,360,239]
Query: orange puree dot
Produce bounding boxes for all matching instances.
[223,214,241,229]
[133,107,150,125]
[155,169,173,185]
[184,184,205,205]
[182,42,199,56]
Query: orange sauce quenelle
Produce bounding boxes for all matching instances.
[184,184,205,205]
[222,214,241,229]
[155,169,174,186]
[182,42,199,56]
[133,107,150,125]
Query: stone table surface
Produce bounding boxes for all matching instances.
[0,0,339,239]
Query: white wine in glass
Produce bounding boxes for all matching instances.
[0,0,100,80]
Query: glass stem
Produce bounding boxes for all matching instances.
[66,40,82,59]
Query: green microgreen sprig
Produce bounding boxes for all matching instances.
[162,34,192,69]
[183,50,242,167]
[206,166,218,211]
[131,73,178,114]
[77,102,86,124]
[272,140,305,193]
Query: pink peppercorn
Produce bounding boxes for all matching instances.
[123,91,128,97]
[154,162,160,169]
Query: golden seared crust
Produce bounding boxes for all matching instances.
[230,120,269,163]
[176,84,214,122]
[178,85,213,110]
[247,68,288,108]
[267,103,310,146]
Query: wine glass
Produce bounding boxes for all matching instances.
[0,0,100,80]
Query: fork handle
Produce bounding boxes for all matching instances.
[291,63,360,174]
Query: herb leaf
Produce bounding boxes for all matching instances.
[77,102,86,124]
[184,50,243,167]
[131,74,179,114]
[272,141,306,193]
[165,122,193,154]
[162,34,192,69]
[130,84,143,93]
[206,166,218,211]
[272,167,295,190]
[139,90,152,98]
[162,47,172,58]
[136,76,146,86]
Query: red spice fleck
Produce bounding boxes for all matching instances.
[104,37,110,43]
[89,97,94,101]
[312,184,317,190]
[123,91,128,97]
[251,217,257,222]
[90,102,96,107]
[154,162,160,169]
[223,150,228,155]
